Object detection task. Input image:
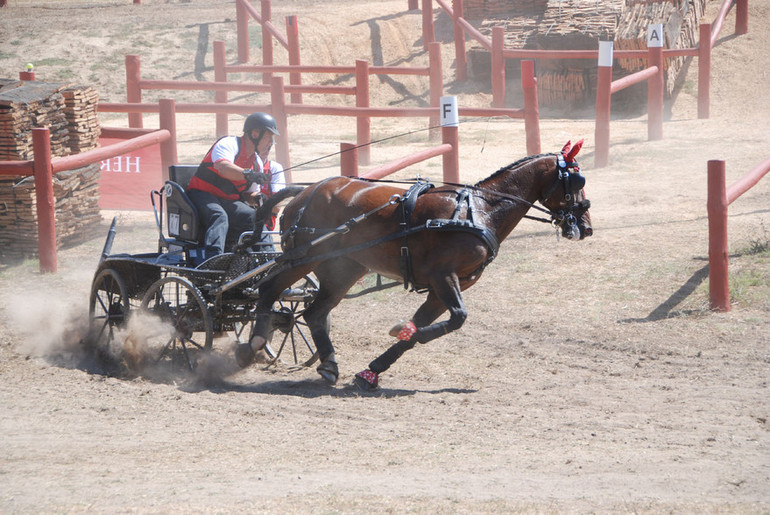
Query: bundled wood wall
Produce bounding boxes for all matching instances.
[0,80,102,260]
[0,163,102,261]
[467,0,705,107]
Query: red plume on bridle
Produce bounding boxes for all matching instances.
[561,139,584,163]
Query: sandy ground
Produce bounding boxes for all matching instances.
[0,0,769,512]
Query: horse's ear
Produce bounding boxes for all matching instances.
[566,139,584,161]
[560,140,572,156]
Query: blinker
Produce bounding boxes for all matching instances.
[570,171,586,192]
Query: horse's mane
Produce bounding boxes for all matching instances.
[475,152,556,187]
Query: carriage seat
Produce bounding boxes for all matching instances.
[165,165,200,244]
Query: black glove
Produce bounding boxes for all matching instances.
[243,168,269,185]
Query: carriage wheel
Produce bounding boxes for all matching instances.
[87,268,130,370]
[139,276,213,372]
[262,274,325,367]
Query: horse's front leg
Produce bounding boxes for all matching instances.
[356,273,466,390]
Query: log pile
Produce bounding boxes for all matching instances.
[465,0,549,19]
[62,85,100,153]
[0,163,102,261]
[467,0,704,107]
[0,81,100,159]
[615,0,706,94]
[0,81,70,161]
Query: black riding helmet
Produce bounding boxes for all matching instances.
[243,112,279,152]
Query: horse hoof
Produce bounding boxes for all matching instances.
[354,369,379,391]
[388,321,417,341]
[317,359,339,385]
[235,343,255,368]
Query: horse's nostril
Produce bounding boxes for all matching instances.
[584,226,593,237]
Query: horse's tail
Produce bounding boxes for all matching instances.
[253,185,305,225]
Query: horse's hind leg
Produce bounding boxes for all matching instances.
[304,258,368,384]
[356,273,465,389]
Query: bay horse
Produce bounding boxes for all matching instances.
[238,141,592,390]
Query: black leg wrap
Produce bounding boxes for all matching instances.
[369,338,417,374]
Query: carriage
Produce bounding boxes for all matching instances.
[87,141,593,389]
[86,165,320,374]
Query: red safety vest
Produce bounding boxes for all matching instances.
[188,136,256,200]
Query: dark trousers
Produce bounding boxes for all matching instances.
[187,189,255,258]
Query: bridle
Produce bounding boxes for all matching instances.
[541,153,591,240]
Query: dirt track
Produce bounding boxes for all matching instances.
[1,0,769,512]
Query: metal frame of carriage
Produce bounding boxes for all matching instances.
[87,165,322,374]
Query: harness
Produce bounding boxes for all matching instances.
[280,179,500,292]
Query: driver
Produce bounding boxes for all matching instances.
[187,112,285,260]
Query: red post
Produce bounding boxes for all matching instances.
[32,128,57,273]
[422,0,435,51]
[735,0,748,35]
[356,59,371,166]
[698,23,711,119]
[521,60,540,156]
[408,0,418,9]
[647,45,664,141]
[707,159,730,311]
[236,0,249,64]
[429,41,443,140]
[213,40,228,138]
[287,16,302,105]
[261,0,274,85]
[0,0,7,7]
[270,76,291,181]
[442,125,460,184]
[594,41,613,168]
[159,99,178,182]
[19,65,35,80]
[453,0,467,82]
[125,55,143,128]
[491,27,505,108]
[340,143,359,178]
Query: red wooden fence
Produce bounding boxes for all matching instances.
[707,156,770,311]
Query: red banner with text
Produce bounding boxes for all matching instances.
[97,136,162,210]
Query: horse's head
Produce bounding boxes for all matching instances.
[540,140,593,240]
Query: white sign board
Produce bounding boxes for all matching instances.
[440,96,459,127]
[648,24,664,48]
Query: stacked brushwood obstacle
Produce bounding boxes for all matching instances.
[0,79,102,261]
[465,0,706,108]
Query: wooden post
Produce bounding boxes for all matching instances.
[698,23,711,119]
[287,15,302,105]
[236,0,249,64]
[594,41,613,168]
[356,59,371,166]
[735,0,748,35]
[707,160,730,311]
[340,143,359,178]
[261,0,273,86]
[521,60,540,156]
[422,0,435,51]
[452,0,467,82]
[429,41,443,140]
[491,27,505,108]
[125,55,143,128]
[270,76,291,181]
[32,128,57,273]
[213,40,228,138]
[159,99,178,182]
[442,125,460,185]
[408,0,418,9]
[647,25,664,141]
